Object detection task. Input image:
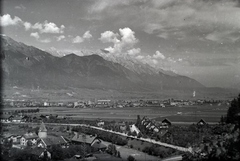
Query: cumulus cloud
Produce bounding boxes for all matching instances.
[133,50,177,69]
[153,51,165,59]
[30,32,40,40]
[99,27,139,55]
[23,22,32,30]
[0,14,22,26]
[72,36,84,43]
[83,30,92,39]
[30,32,51,43]
[32,22,43,30]
[56,35,65,41]
[25,21,65,34]
[99,31,120,43]
[127,48,141,56]
[71,30,93,44]
[119,27,138,44]
[40,21,65,34]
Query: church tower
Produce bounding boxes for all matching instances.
[38,122,47,138]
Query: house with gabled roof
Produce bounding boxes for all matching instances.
[20,132,39,146]
[91,140,107,152]
[37,135,68,149]
[71,132,98,145]
[71,132,106,151]
[0,114,14,122]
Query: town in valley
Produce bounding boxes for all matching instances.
[1,0,240,160]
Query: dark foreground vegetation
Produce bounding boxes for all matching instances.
[183,94,240,161]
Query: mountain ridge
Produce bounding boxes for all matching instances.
[1,35,205,92]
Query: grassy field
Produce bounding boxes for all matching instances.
[4,104,226,123]
[3,86,238,101]
[2,101,228,123]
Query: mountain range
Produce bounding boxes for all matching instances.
[1,35,204,92]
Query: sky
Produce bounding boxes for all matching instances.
[1,0,240,88]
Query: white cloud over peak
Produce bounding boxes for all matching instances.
[99,27,139,55]
[72,30,93,44]
[119,27,138,44]
[23,22,31,30]
[0,14,22,26]
[30,32,40,40]
[40,21,65,34]
[32,22,43,30]
[83,30,92,39]
[127,48,141,56]
[72,36,84,43]
[99,31,120,43]
[153,51,165,59]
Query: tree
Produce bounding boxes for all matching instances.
[26,140,33,147]
[117,151,121,158]
[51,145,64,160]
[226,94,240,124]
[127,155,136,161]
[136,115,141,128]
[107,144,117,156]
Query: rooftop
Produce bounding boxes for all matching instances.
[41,135,67,146]
[71,133,97,144]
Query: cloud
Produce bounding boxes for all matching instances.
[40,21,65,34]
[30,32,51,43]
[136,54,159,65]
[89,0,240,43]
[89,0,130,13]
[205,31,240,43]
[32,22,43,30]
[153,51,165,59]
[0,14,22,26]
[56,35,65,41]
[100,27,139,54]
[23,22,32,31]
[127,48,141,56]
[72,30,93,43]
[72,36,84,43]
[30,32,40,40]
[27,21,65,34]
[83,30,92,39]
[119,27,138,44]
[99,31,120,43]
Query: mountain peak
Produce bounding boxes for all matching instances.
[2,35,204,91]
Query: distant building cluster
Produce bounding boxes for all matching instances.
[2,98,230,109]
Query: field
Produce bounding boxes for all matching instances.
[3,103,228,124]
[3,86,238,101]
